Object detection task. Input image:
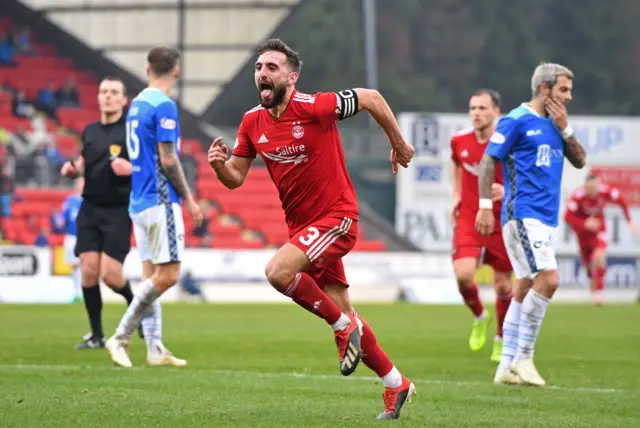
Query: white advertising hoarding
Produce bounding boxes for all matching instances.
[0,245,51,277]
[397,202,640,256]
[122,248,455,283]
[396,112,640,255]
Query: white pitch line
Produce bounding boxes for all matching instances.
[0,364,626,394]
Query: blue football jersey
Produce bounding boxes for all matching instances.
[126,88,181,214]
[61,194,82,236]
[485,103,565,227]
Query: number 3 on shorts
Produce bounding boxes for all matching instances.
[299,227,320,246]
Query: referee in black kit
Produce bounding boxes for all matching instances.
[60,76,141,348]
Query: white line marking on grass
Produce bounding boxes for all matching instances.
[0,364,625,394]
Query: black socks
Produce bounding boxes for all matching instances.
[82,284,103,338]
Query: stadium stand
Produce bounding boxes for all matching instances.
[0,14,386,251]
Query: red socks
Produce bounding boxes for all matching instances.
[282,274,397,381]
[459,283,484,317]
[354,311,394,378]
[593,266,606,292]
[283,273,343,325]
[495,290,512,338]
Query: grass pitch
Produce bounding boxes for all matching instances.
[0,303,638,427]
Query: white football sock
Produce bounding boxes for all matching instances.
[514,290,550,362]
[498,299,521,373]
[142,299,165,355]
[381,366,403,388]
[331,313,351,332]
[115,278,161,341]
[71,266,82,298]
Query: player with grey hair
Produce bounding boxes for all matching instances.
[531,63,574,96]
[475,62,586,386]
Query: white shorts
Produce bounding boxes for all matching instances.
[130,203,185,265]
[64,234,79,266]
[502,218,558,280]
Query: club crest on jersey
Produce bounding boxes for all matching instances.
[109,144,121,158]
[292,122,304,139]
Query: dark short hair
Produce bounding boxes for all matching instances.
[257,38,302,73]
[472,88,501,108]
[586,173,599,182]
[147,46,180,76]
[100,76,127,96]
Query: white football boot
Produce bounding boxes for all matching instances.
[510,358,545,386]
[146,348,188,367]
[493,368,523,385]
[105,336,133,368]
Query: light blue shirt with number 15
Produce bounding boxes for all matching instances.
[125,87,181,214]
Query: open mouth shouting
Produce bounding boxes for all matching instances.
[259,81,274,101]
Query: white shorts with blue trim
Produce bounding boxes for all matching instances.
[502,218,558,280]
[130,203,185,265]
[64,234,79,266]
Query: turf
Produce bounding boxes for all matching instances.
[0,303,638,427]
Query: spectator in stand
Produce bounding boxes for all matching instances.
[180,142,197,192]
[0,151,13,226]
[10,26,35,55]
[37,83,58,121]
[35,225,51,247]
[12,90,35,119]
[193,199,212,246]
[43,139,64,167]
[57,77,81,108]
[7,125,36,184]
[1,80,16,97]
[0,34,16,66]
[179,270,207,302]
[33,145,49,186]
[41,138,65,185]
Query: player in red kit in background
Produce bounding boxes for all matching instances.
[564,174,639,305]
[450,89,513,362]
[207,39,416,420]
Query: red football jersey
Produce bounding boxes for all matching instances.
[450,128,504,221]
[232,89,358,231]
[565,184,631,235]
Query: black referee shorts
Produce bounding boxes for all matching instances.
[75,200,132,264]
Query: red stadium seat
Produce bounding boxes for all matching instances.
[49,234,65,247]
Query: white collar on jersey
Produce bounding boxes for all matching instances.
[142,87,163,94]
[521,103,542,117]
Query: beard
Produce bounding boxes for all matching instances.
[257,82,287,109]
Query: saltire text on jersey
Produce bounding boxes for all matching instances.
[126,88,181,214]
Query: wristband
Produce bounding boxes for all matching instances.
[561,124,574,140]
[479,198,493,210]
